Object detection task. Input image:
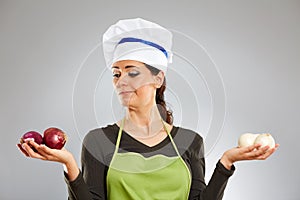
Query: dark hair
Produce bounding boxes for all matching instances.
[144,63,173,125]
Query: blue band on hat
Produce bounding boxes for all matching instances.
[118,37,168,59]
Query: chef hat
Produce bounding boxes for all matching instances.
[102,18,173,74]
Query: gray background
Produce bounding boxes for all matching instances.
[1,1,299,200]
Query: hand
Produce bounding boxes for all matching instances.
[220,143,279,170]
[17,140,72,164]
[17,140,80,181]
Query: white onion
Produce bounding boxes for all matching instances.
[238,133,259,147]
[254,133,275,148]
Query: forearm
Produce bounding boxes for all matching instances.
[63,144,107,200]
[63,155,95,200]
[64,170,94,200]
[63,156,80,182]
[201,160,235,200]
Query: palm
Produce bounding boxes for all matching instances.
[224,143,279,163]
[17,141,72,164]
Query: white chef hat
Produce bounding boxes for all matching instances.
[102,18,173,74]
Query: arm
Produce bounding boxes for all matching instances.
[17,141,83,198]
[220,143,279,170]
[65,141,108,200]
[188,135,235,200]
[201,160,235,200]
[189,136,279,200]
[17,139,107,199]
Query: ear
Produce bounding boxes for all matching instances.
[154,71,165,88]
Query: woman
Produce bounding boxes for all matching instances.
[18,18,278,200]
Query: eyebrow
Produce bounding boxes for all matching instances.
[111,65,141,69]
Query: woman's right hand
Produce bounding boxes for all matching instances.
[17,140,80,181]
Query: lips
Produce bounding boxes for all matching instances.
[118,91,135,95]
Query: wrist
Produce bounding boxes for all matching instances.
[63,156,77,171]
[63,156,79,181]
[220,154,234,170]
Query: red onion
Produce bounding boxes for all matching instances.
[20,131,43,145]
[43,127,67,149]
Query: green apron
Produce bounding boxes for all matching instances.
[106,119,191,200]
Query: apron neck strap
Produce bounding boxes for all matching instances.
[161,119,182,157]
[114,118,125,154]
[114,118,181,157]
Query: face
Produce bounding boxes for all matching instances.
[112,60,163,109]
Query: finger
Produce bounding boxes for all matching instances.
[30,141,64,162]
[242,144,261,153]
[256,147,276,160]
[27,140,41,150]
[21,143,47,160]
[34,144,56,159]
[246,145,270,159]
[17,144,29,157]
[27,141,54,159]
[23,138,34,142]
[258,144,280,159]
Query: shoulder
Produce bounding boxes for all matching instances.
[174,126,203,144]
[81,124,118,162]
[83,123,118,145]
[172,126,204,153]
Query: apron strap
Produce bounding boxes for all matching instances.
[113,118,125,155]
[114,118,181,158]
[162,120,192,184]
[161,119,182,157]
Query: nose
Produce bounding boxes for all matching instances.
[115,74,129,88]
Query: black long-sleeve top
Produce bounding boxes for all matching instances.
[65,124,235,200]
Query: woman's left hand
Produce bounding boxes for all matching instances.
[220,143,279,170]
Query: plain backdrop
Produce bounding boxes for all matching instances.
[1,1,299,200]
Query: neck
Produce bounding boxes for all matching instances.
[126,105,161,125]
[123,105,164,137]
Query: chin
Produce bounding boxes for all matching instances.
[121,102,129,107]
[119,99,132,107]
[120,101,142,109]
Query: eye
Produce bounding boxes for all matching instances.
[112,72,121,78]
[128,70,140,77]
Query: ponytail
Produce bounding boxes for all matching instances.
[144,64,173,124]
